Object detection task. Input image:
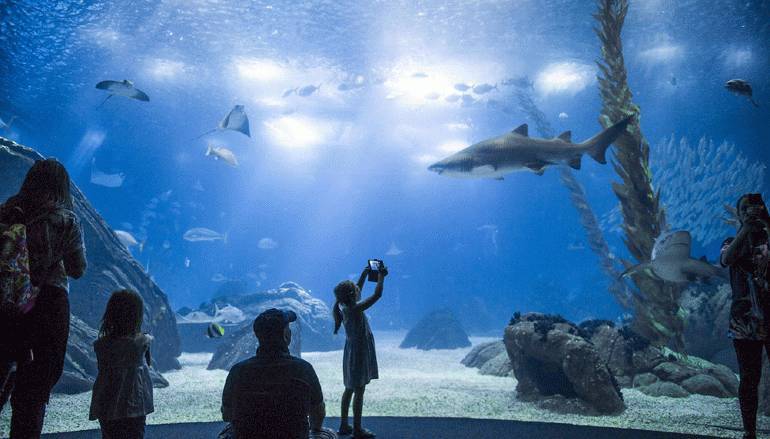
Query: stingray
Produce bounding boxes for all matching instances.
[194,105,251,139]
[95,79,150,107]
[0,115,17,131]
[620,230,727,284]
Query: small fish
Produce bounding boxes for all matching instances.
[454,83,472,92]
[725,79,759,107]
[558,112,569,120]
[411,72,428,78]
[501,77,533,89]
[424,92,440,100]
[0,115,17,131]
[444,94,461,103]
[95,79,150,107]
[460,94,476,107]
[211,273,229,282]
[206,145,239,167]
[183,227,227,242]
[386,242,403,256]
[282,88,296,98]
[472,83,497,94]
[670,76,677,86]
[193,180,205,192]
[296,84,321,97]
[162,240,171,250]
[184,257,191,268]
[90,165,125,188]
[206,322,225,338]
[114,230,139,248]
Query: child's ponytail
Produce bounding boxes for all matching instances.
[333,300,343,334]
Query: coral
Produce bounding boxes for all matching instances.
[651,136,765,246]
[594,0,684,349]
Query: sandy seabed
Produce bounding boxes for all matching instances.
[0,331,760,438]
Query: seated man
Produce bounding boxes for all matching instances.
[221,308,336,439]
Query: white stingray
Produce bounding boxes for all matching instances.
[95,79,150,107]
[195,105,251,139]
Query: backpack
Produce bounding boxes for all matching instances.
[0,222,37,317]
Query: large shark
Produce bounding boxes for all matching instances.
[620,231,727,284]
[427,115,633,179]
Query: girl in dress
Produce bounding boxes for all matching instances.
[333,263,387,439]
[89,289,154,439]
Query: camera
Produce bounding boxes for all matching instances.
[367,259,385,282]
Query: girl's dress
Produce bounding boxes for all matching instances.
[89,333,154,437]
[341,303,378,389]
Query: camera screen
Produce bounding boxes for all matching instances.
[368,260,380,271]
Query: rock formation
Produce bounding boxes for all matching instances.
[400,309,471,350]
[205,281,341,370]
[461,340,512,377]
[583,319,738,399]
[504,313,625,415]
[0,137,180,393]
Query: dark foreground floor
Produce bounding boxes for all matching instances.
[42,416,727,439]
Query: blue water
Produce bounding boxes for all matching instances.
[0,0,768,330]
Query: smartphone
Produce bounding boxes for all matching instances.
[367,259,382,282]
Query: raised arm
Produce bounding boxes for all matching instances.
[721,225,752,267]
[356,266,369,291]
[353,265,387,313]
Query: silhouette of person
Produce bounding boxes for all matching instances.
[221,308,336,439]
[333,262,387,438]
[0,159,87,439]
[721,193,770,439]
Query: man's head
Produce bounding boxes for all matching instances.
[253,308,297,350]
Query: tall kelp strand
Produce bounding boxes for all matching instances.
[594,0,683,349]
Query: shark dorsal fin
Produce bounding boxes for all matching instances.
[512,124,528,136]
[557,130,572,142]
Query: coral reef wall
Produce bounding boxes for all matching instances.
[594,0,684,348]
[513,85,630,309]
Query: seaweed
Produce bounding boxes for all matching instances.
[594,0,684,349]
[513,86,631,309]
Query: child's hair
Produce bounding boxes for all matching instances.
[333,280,357,334]
[99,289,144,339]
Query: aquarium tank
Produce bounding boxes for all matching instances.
[0,0,768,437]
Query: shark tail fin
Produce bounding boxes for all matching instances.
[582,115,634,164]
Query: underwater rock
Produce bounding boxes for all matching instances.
[478,351,512,377]
[652,362,698,383]
[680,374,730,398]
[681,283,735,371]
[461,340,506,368]
[198,281,339,353]
[207,319,301,371]
[400,309,471,350]
[461,340,512,377]
[504,312,625,414]
[0,137,179,391]
[632,373,658,388]
[637,381,690,398]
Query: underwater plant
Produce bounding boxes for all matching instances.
[513,86,630,309]
[594,0,684,349]
[651,136,765,246]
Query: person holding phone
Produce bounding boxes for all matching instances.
[721,193,770,439]
[332,261,387,439]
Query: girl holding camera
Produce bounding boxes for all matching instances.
[332,262,387,439]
